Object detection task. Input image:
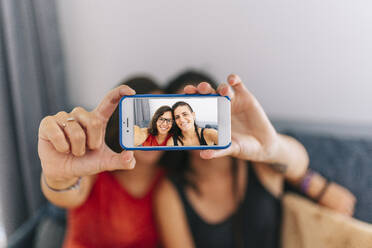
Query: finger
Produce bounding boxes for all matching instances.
[227,74,263,114]
[227,74,244,88]
[196,82,216,94]
[55,112,87,156]
[95,85,136,122]
[227,74,249,96]
[101,149,136,171]
[64,121,87,157]
[71,107,103,150]
[184,85,198,94]
[39,116,70,153]
[217,83,234,100]
[200,142,240,159]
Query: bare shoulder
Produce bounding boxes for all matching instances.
[203,128,218,145]
[154,178,180,206]
[154,178,195,248]
[252,162,285,198]
[203,128,217,136]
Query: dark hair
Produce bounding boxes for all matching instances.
[105,76,160,153]
[148,105,173,136]
[161,70,220,185]
[171,101,202,146]
[160,70,243,247]
[161,71,221,188]
[165,69,218,94]
[124,76,160,94]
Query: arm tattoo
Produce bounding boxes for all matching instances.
[268,163,288,174]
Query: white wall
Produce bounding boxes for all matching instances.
[149,98,217,124]
[56,0,372,135]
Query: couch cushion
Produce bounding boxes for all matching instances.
[282,193,372,248]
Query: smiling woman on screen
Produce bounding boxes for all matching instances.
[166,101,218,146]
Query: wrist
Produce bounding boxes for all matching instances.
[271,134,309,178]
[306,172,328,199]
[43,173,80,191]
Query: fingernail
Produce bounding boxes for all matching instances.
[120,87,135,95]
[124,156,133,162]
[228,75,235,84]
[202,150,214,159]
[221,85,228,95]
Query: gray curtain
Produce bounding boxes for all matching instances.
[134,99,150,128]
[0,0,67,237]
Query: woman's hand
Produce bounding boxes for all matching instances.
[184,74,280,162]
[184,74,309,179]
[38,85,136,186]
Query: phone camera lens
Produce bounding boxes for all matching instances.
[126,130,129,133]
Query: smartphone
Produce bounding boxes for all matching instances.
[119,94,231,150]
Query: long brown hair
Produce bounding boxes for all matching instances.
[171,101,202,146]
[160,70,244,248]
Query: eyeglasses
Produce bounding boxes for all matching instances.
[158,117,173,124]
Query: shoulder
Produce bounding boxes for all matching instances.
[154,178,180,205]
[154,178,185,224]
[154,178,195,247]
[203,128,217,136]
[202,128,218,144]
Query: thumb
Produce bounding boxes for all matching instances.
[199,142,240,159]
[100,148,136,171]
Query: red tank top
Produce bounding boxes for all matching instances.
[63,170,164,248]
[142,134,171,146]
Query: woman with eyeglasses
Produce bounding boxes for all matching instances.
[135,105,174,146]
[40,76,174,248]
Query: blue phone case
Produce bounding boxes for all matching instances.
[119,94,231,151]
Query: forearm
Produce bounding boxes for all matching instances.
[287,169,356,215]
[300,171,327,199]
[269,134,309,181]
[286,169,327,199]
[271,135,331,200]
[41,174,95,209]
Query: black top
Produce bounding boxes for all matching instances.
[173,128,208,146]
[169,163,282,248]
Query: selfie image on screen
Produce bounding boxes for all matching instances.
[134,98,218,147]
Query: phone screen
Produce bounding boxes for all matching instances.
[120,94,230,150]
[133,97,218,147]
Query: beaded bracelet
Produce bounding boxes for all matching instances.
[300,169,315,194]
[315,180,329,202]
[42,174,82,192]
